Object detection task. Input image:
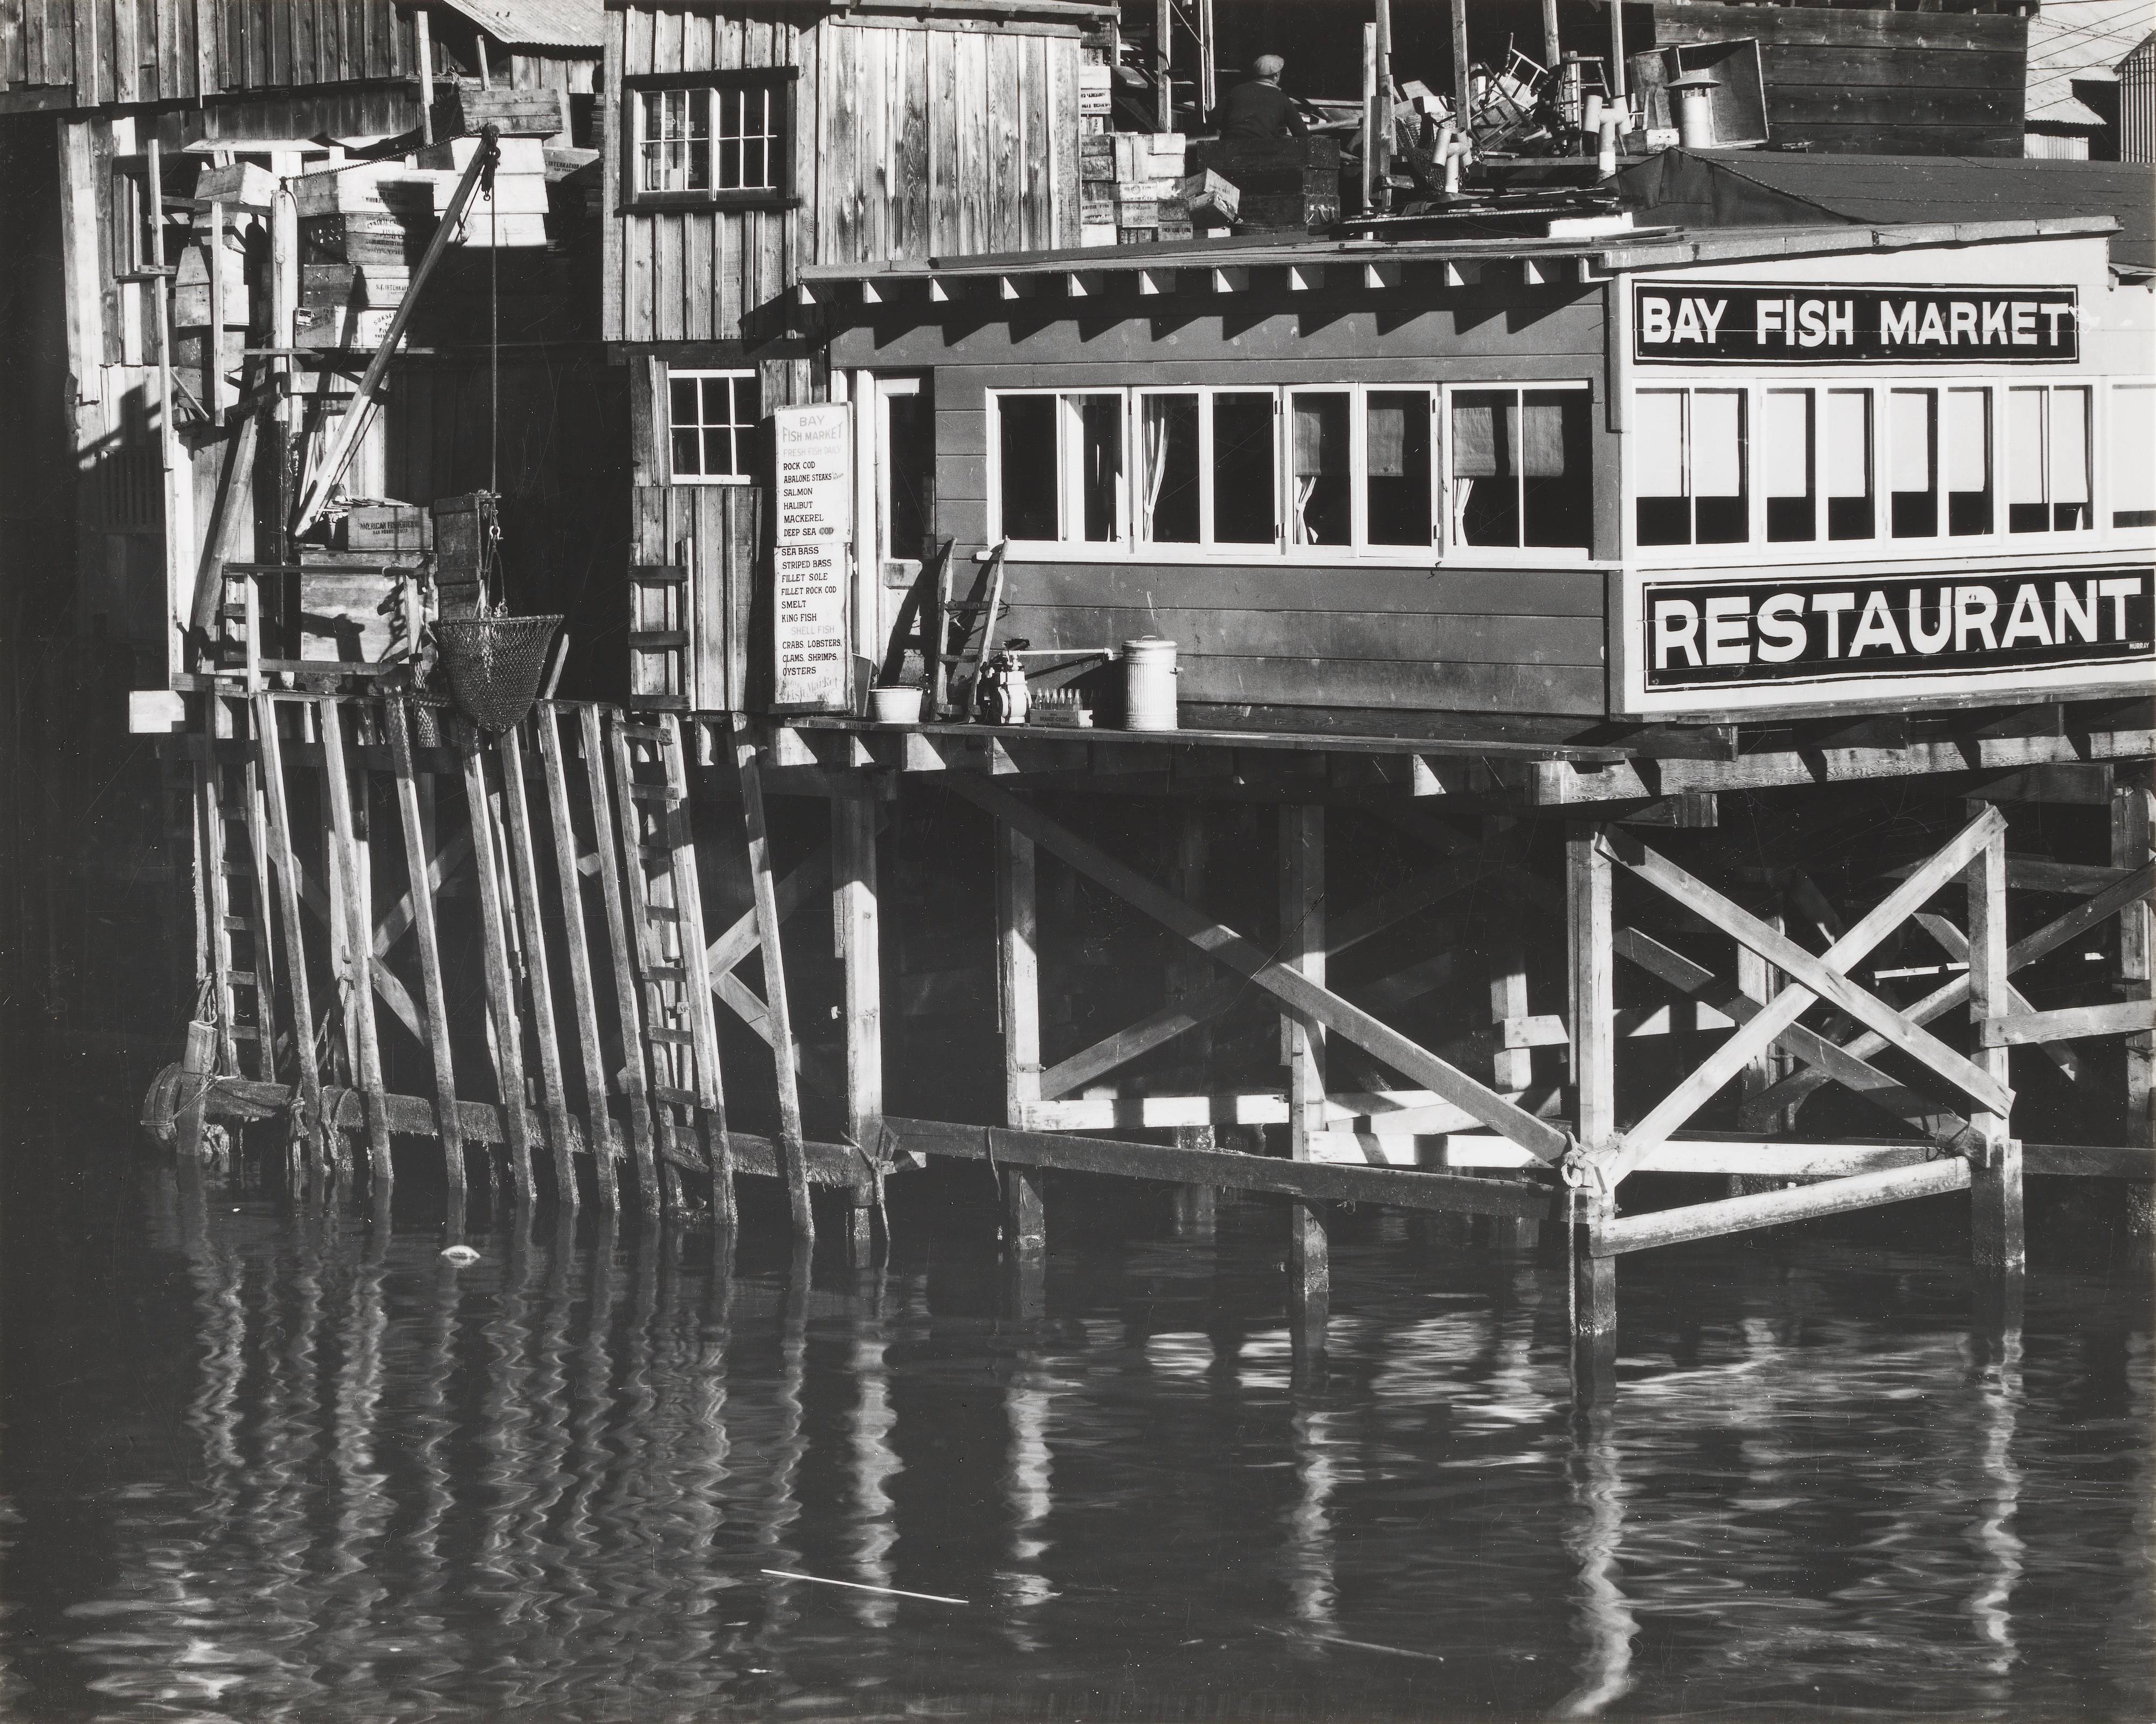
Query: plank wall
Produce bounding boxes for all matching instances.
[841,288,1616,721]
[605,5,1086,709]
[2,0,417,111]
[1651,2,2028,157]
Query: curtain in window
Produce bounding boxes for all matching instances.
[1633,391,1685,497]
[1366,396,1411,478]
[1452,394,1502,478]
[1823,391,1869,500]
[1520,396,1567,478]
[2113,385,2156,523]
[1761,391,1809,500]
[2051,387,2090,507]
[1142,398,1174,536]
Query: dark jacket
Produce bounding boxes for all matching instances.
[1212,79,1309,142]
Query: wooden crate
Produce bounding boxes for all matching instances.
[435,84,570,140]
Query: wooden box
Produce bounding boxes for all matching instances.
[434,84,570,140]
[189,160,277,210]
[413,134,550,176]
[340,504,433,553]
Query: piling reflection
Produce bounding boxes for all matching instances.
[13,1163,2147,1722]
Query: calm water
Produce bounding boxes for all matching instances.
[3,1135,2151,1722]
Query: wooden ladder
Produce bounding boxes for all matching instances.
[198,737,280,1082]
[607,711,734,1221]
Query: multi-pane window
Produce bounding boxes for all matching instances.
[668,370,759,483]
[2005,385,2091,533]
[625,73,792,205]
[1635,389,1745,546]
[990,385,1586,557]
[1635,379,2117,552]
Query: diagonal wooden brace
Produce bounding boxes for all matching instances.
[1598,809,2009,1179]
[1036,851,1511,1100]
[1911,911,2077,1082]
[702,853,830,1041]
[944,777,1570,1164]
[1750,860,2155,1120]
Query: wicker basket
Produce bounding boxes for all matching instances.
[435,614,563,733]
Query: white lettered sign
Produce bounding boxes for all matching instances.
[771,402,852,712]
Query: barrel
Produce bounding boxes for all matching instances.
[1122,636,1179,731]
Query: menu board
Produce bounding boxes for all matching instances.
[772,403,853,712]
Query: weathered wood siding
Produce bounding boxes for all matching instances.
[603,8,1084,344]
[2,0,417,110]
[1652,2,2028,157]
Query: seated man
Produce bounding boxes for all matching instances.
[1212,54,1310,142]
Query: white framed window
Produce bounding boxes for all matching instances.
[623,71,794,209]
[987,382,1588,560]
[667,369,759,484]
[1634,387,1746,546]
[2005,384,2092,534]
[2111,383,2155,530]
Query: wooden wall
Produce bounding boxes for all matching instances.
[1651,2,2028,157]
[602,8,1085,343]
[1,0,417,112]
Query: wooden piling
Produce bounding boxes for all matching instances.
[833,780,884,1264]
[537,704,621,1211]
[1169,803,1217,1240]
[386,697,466,1214]
[318,698,393,1186]
[1967,823,2021,1278]
[198,755,242,1076]
[253,695,327,1175]
[1281,804,1329,1360]
[1567,823,1618,1349]
[242,749,282,1085]
[2113,784,2153,1150]
[732,714,812,1243]
[661,715,733,1225]
[460,735,536,1208]
[581,705,661,1218]
[499,722,581,1211]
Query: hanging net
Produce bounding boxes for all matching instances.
[435,614,564,733]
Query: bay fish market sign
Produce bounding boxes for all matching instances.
[1641,567,2152,694]
[1634,283,2078,363]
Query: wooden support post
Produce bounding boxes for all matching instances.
[1281,804,1329,1362]
[1155,0,1172,130]
[2113,783,2153,1154]
[733,716,812,1243]
[1567,824,1618,1356]
[1732,915,1787,1188]
[461,737,535,1208]
[581,707,660,1218]
[1967,822,2022,1284]
[253,697,326,1174]
[537,705,619,1212]
[198,758,241,1075]
[1482,822,1538,1249]
[1450,0,1472,144]
[386,698,466,1217]
[834,781,883,1265]
[499,723,578,1211]
[660,715,731,1227]
[319,699,392,1185]
[999,820,1046,1272]
[242,753,281,1086]
[1168,802,1217,1237]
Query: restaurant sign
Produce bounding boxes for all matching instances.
[1640,565,2152,694]
[1634,283,2078,364]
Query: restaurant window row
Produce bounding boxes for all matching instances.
[1634,381,2156,551]
[989,384,1595,557]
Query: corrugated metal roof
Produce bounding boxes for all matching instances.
[2026,0,2156,123]
[436,0,600,50]
[1618,147,2154,271]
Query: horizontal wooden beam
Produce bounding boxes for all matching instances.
[1312,1133,1936,1179]
[1592,1159,1973,1257]
[1981,998,2155,1047]
[164,1068,863,1184]
[1017,1088,1532,1133]
[883,1116,1559,1220]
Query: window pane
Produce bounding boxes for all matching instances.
[1139,394,1200,543]
[1634,391,1684,497]
[1944,389,1990,535]
[998,396,1059,540]
[734,373,761,428]
[884,389,929,561]
[1889,389,1937,538]
[1289,391,1351,546]
[1077,394,1122,543]
[2051,386,2090,529]
[1521,390,1591,549]
[1824,390,1872,540]
[1763,390,1814,543]
[672,427,701,475]
[2007,386,2047,532]
[2113,384,2156,527]
[1366,390,1432,546]
[1692,390,1745,544]
[671,377,700,430]
[704,428,733,476]
[1456,390,1521,547]
[1211,392,1276,545]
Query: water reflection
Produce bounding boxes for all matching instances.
[4,1161,2148,1721]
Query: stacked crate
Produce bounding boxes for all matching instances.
[1079,132,1201,246]
[1186,136,1342,233]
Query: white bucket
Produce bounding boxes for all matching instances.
[1122,636,1179,731]
[868,686,923,724]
